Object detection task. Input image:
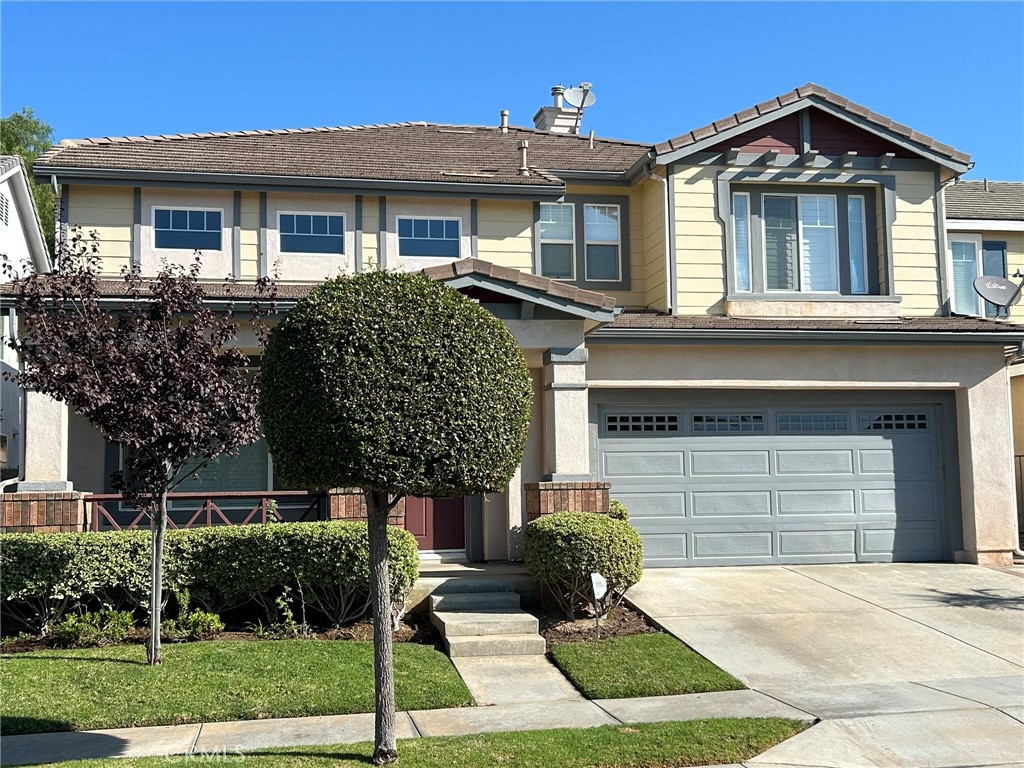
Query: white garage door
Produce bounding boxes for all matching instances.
[598,402,951,566]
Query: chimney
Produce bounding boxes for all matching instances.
[500,110,509,133]
[533,84,580,134]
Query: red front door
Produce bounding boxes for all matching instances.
[404,497,465,551]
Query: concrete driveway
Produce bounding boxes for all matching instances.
[627,563,1024,768]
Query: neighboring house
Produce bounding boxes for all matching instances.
[0,155,50,481]
[943,179,1024,543]
[9,83,1024,567]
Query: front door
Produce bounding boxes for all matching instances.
[405,497,466,551]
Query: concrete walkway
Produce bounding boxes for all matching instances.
[627,563,1024,768]
[0,689,814,766]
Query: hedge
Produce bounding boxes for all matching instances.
[524,511,644,620]
[0,522,419,634]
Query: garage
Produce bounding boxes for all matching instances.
[595,392,959,567]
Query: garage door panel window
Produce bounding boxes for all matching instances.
[777,413,850,433]
[857,412,929,432]
[692,413,766,434]
[605,413,680,433]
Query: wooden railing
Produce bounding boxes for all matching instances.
[85,490,327,532]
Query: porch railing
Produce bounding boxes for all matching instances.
[85,490,328,532]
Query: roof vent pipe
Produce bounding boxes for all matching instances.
[984,177,989,191]
[500,110,509,133]
[551,85,565,109]
[589,130,595,149]
[518,140,530,176]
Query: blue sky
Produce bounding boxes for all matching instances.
[2,1,1022,179]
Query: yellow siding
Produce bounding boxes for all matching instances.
[476,200,533,272]
[671,165,725,314]
[891,171,940,315]
[66,185,133,276]
[239,192,260,280]
[640,174,668,310]
[362,196,379,271]
[1007,232,1024,323]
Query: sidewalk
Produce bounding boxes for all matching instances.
[0,689,814,766]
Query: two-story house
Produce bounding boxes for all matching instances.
[12,84,1024,566]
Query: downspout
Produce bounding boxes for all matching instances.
[645,163,672,312]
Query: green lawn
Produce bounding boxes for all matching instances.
[549,633,745,699]
[44,719,807,768]
[0,640,472,735]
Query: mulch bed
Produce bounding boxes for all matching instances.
[0,612,442,654]
[533,602,659,649]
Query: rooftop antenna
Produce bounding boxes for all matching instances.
[973,270,1024,318]
[564,82,596,136]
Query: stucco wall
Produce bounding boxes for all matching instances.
[265,192,355,281]
[384,196,472,272]
[140,188,234,279]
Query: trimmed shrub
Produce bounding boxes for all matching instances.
[52,609,134,648]
[524,512,643,620]
[162,610,224,642]
[1,521,420,632]
[607,500,630,522]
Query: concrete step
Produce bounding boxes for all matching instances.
[429,591,521,615]
[446,633,546,658]
[432,610,539,637]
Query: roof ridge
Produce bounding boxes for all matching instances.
[55,121,438,147]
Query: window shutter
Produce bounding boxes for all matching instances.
[982,241,1008,317]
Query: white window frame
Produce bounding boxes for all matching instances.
[760,193,839,294]
[583,202,622,282]
[395,215,462,259]
[847,195,869,295]
[948,233,984,316]
[278,211,346,256]
[538,202,576,281]
[152,205,225,251]
[732,191,751,292]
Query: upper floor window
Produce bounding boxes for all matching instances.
[730,185,878,296]
[279,213,344,254]
[397,217,460,258]
[154,208,222,250]
[950,235,1007,317]
[537,196,630,290]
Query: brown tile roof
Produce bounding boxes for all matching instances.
[34,123,650,187]
[654,83,972,167]
[607,311,1024,334]
[419,258,616,311]
[945,181,1024,222]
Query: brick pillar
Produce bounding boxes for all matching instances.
[524,481,611,522]
[327,489,406,527]
[0,492,86,533]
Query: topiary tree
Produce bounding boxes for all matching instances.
[259,271,532,764]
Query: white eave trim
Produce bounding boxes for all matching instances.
[946,218,1024,233]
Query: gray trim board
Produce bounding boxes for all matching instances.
[934,171,951,315]
[667,162,677,313]
[470,199,478,259]
[59,184,69,245]
[132,187,142,269]
[534,194,631,291]
[689,151,939,173]
[258,192,268,278]
[799,109,812,154]
[231,191,241,277]
[354,195,363,273]
[378,197,387,270]
[34,166,568,200]
[587,327,1024,345]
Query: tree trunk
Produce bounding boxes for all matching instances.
[366,490,398,765]
[146,491,168,665]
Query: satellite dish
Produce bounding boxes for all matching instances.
[973,275,1023,308]
[564,86,596,109]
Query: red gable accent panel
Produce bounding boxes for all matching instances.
[810,109,918,159]
[707,113,801,154]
